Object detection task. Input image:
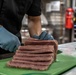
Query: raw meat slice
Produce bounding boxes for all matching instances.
[13,55,53,61]
[7,61,49,70]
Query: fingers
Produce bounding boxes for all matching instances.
[4,44,11,51]
[32,35,39,39]
[44,34,54,40]
[39,31,54,40]
[39,31,47,40]
[0,43,3,49]
[4,39,20,52]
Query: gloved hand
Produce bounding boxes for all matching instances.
[33,31,54,40]
[0,26,21,52]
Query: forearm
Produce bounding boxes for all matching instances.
[28,16,42,37]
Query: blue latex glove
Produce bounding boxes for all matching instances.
[0,26,21,52]
[33,31,54,40]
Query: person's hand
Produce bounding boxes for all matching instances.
[0,26,21,52]
[33,31,54,40]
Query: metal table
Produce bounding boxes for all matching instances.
[58,42,76,75]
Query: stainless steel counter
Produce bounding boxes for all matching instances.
[58,42,76,75]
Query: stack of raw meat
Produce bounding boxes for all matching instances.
[7,38,58,70]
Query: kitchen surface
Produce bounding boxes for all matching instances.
[0,42,76,75]
[58,42,76,75]
[0,0,76,75]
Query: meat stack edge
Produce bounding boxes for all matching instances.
[7,38,58,70]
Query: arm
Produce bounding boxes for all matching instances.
[26,0,54,40]
[0,25,20,52]
[28,16,42,37]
